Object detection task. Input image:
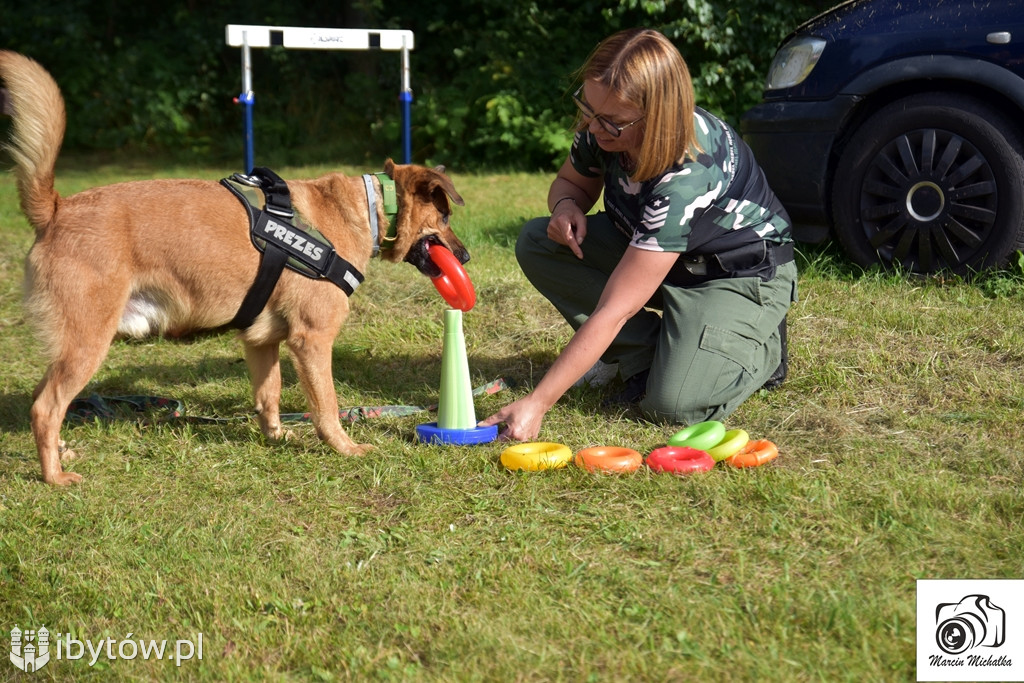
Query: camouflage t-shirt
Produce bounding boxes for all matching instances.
[569,106,792,257]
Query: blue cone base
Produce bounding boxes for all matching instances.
[416,422,498,445]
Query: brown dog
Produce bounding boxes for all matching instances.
[0,50,471,485]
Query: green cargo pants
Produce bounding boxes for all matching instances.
[515,212,798,425]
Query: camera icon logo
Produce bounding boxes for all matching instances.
[935,594,1005,655]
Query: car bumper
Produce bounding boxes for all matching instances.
[740,95,860,241]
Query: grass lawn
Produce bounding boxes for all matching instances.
[1,156,1023,681]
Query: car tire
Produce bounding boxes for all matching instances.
[831,93,1024,274]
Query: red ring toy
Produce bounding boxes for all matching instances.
[725,439,779,468]
[645,446,715,475]
[574,446,643,474]
[428,243,476,311]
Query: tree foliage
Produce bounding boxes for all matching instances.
[0,0,832,171]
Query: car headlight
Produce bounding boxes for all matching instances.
[765,36,826,90]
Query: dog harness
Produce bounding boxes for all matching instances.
[222,167,396,330]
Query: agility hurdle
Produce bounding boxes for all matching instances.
[225,25,415,172]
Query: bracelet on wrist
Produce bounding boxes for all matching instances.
[553,196,577,211]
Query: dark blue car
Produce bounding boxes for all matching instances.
[741,0,1024,274]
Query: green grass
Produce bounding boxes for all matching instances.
[2,156,1024,681]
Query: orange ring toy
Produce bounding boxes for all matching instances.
[645,446,714,475]
[500,442,573,471]
[574,446,643,474]
[428,243,476,311]
[725,439,779,468]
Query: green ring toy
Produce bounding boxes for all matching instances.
[667,420,726,452]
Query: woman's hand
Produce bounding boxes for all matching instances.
[479,394,548,442]
[545,158,601,260]
[547,199,587,259]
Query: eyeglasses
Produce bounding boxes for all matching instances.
[572,86,644,138]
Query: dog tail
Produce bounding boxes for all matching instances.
[0,50,65,232]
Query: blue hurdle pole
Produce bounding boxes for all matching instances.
[400,90,412,164]
[238,91,254,173]
[239,33,254,173]
[401,38,412,164]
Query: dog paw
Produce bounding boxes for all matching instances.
[259,424,288,442]
[344,443,374,456]
[57,441,78,463]
[46,470,83,486]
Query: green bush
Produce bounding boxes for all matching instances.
[1,0,832,170]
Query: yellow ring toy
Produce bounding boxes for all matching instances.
[574,446,643,474]
[706,429,750,462]
[725,440,779,468]
[667,420,726,452]
[500,442,573,471]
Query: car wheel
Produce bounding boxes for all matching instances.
[831,93,1024,274]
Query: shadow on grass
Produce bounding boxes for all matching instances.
[0,344,528,435]
[0,392,32,434]
[796,237,1024,295]
[481,219,530,249]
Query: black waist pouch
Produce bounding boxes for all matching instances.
[665,241,794,286]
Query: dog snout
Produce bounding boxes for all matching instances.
[429,235,470,265]
[434,232,470,265]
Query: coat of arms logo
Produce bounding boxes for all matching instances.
[10,624,51,673]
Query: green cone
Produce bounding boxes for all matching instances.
[436,309,477,430]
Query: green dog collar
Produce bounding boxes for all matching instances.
[374,172,399,248]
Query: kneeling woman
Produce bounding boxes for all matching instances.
[480,28,797,442]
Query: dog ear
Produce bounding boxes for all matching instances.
[389,159,464,207]
[431,168,464,207]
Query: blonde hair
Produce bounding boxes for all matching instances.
[574,29,699,182]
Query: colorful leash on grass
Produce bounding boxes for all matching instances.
[64,378,509,426]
